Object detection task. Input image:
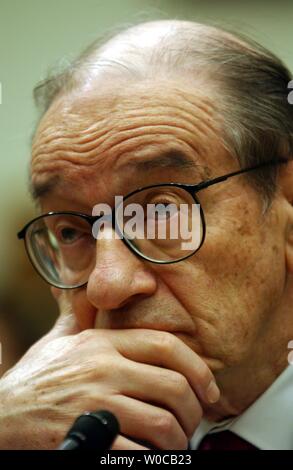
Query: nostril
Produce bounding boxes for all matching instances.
[86,248,157,310]
[114,293,151,310]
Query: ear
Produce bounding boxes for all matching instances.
[279,160,293,273]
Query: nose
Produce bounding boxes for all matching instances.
[86,227,157,310]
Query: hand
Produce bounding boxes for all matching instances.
[0,294,220,450]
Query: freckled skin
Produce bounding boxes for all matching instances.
[32,79,293,420]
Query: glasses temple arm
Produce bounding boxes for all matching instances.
[194,158,288,192]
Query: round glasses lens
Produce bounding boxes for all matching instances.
[25,214,96,288]
[116,185,204,263]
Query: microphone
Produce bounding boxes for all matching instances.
[57,410,120,450]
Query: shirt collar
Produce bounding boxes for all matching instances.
[190,365,293,450]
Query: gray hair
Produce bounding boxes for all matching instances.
[33,20,293,203]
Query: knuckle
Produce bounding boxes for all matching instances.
[195,362,212,386]
[91,353,119,376]
[154,412,188,450]
[77,329,113,352]
[169,373,189,398]
[78,329,96,342]
[151,331,176,356]
[155,411,177,437]
[154,411,188,449]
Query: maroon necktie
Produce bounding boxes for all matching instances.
[198,430,258,450]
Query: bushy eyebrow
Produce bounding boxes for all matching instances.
[119,149,208,174]
[29,175,60,200]
[30,149,208,200]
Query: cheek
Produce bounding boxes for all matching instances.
[71,289,97,330]
[159,202,285,366]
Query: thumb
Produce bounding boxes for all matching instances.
[44,290,80,342]
[22,291,80,360]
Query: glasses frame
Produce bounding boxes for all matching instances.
[17,158,287,289]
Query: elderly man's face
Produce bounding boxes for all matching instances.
[31,80,287,377]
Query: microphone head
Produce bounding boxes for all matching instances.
[67,410,120,450]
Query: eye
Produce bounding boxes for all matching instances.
[146,194,180,221]
[148,194,176,205]
[146,190,181,206]
[56,226,83,244]
[153,203,174,219]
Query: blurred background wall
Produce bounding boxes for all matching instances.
[0,0,292,375]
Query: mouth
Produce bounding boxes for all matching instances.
[94,310,197,336]
[94,311,225,374]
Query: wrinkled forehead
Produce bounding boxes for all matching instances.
[32,79,220,143]
[30,80,230,206]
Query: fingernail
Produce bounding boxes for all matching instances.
[206,380,220,403]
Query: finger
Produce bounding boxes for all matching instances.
[112,435,150,450]
[118,357,202,438]
[96,394,188,450]
[102,329,220,405]
[51,287,72,317]
[49,313,80,338]
[43,290,80,342]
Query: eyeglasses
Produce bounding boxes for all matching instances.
[18,159,287,289]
